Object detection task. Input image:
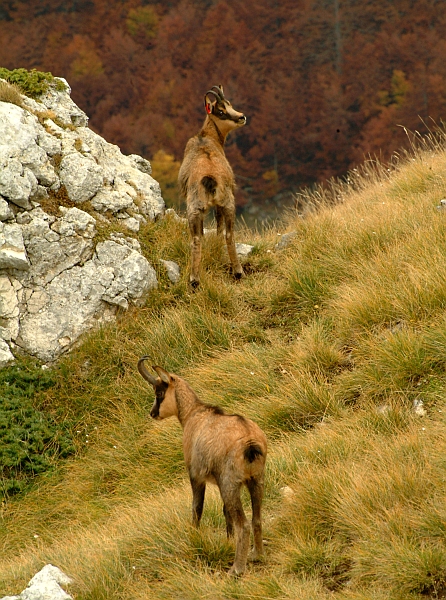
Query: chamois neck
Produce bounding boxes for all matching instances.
[174,379,204,427]
[200,116,227,147]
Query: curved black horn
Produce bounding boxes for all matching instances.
[138,356,158,385]
[205,86,224,102]
[211,84,225,99]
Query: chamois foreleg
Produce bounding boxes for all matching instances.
[247,477,264,561]
[222,205,243,280]
[223,502,234,538]
[191,477,206,527]
[220,482,250,576]
[187,208,204,287]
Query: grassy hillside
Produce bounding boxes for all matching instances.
[2,133,446,599]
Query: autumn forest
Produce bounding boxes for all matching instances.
[1,0,445,216]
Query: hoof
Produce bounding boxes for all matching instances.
[233,271,244,280]
[249,550,263,563]
[228,565,245,577]
[190,279,200,289]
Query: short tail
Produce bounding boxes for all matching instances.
[201,175,217,196]
[244,441,264,463]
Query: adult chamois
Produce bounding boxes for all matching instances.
[178,85,247,287]
[138,356,267,576]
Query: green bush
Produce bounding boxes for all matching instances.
[0,67,65,98]
[0,363,74,498]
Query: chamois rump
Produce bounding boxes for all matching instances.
[138,356,267,576]
[178,85,246,287]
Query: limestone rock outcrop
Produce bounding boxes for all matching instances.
[0,76,164,365]
[0,564,73,600]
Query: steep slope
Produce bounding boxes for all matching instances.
[1,133,446,599]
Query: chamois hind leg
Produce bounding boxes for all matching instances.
[222,205,243,280]
[190,477,206,527]
[220,483,250,576]
[187,208,204,288]
[215,205,224,237]
[246,477,264,561]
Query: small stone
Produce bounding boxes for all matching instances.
[0,223,29,270]
[235,243,254,257]
[160,259,181,284]
[280,486,295,501]
[16,212,32,225]
[413,398,426,417]
[0,338,14,368]
[164,208,187,224]
[123,217,140,232]
[275,231,297,250]
[0,197,14,221]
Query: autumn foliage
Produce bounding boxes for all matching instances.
[1,0,446,210]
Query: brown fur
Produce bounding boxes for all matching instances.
[178,85,247,287]
[137,357,267,576]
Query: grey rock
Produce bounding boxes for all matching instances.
[15,211,32,225]
[128,154,152,175]
[0,275,19,319]
[0,337,14,367]
[22,208,95,284]
[0,275,19,341]
[76,127,164,220]
[0,197,14,221]
[0,78,163,364]
[164,208,186,224]
[18,263,114,362]
[91,188,134,214]
[0,223,29,269]
[108,232,141,252]
[123,217,140,232]
[0,564,73,600]
[51,207,96,238]
[59,152,103,203]
[37,129,62,157]
[275,231,297,250]
[96,240,157,305]
[38,77,88,128]
[17,241,157,361]
[0,151,36,209]
[413,398,426,417]
[160,259,181,284]
[0,102,58,205]
[236,243,254,257]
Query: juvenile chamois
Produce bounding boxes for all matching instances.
[178,85,247,287]
[138,356,267,576]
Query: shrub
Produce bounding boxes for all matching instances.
[0,362,74,498]
[0,67,65,98]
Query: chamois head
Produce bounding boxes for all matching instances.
[204,85,247,131]
[137,356,178,420]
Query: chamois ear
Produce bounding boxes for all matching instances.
[153,366,171,385]
[204,92,217,115]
